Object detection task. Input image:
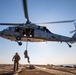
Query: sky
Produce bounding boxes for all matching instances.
[0,0,76,65]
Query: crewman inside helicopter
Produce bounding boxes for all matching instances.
[23,29,34,37]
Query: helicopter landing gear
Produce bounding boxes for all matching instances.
[18,41,22,46]
[66,42,72,48]
[16,36,21,40]
[16,36,22,46]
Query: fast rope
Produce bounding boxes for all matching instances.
[25,38,30,64]
[26,38,28,50]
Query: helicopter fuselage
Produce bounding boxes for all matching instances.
[0,24,72,43]
[0,23,76,47]
[0,0,76,47]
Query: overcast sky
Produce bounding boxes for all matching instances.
[0,0,76,65]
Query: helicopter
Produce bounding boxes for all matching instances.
[0,0,76,48]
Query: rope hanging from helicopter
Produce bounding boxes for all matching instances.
[24,37,30,64]
[26,37,28,50]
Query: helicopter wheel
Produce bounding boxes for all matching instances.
[66,42,72,48]
[18,42,22,46]
[69,45,72,48]
[16,36,21,40]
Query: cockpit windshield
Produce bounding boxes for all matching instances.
[6,27,11,30]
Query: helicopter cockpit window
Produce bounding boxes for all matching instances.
[45,28,52,33]
[6,27,11,30]
[9,27,11,30]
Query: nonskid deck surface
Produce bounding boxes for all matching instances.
[0,64,76,75]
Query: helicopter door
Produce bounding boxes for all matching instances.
[34,29,46,39]
[34,29,52,40]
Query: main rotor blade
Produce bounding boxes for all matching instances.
[23,0,29,22]
[36,20,75,24]
[0,23,23,26]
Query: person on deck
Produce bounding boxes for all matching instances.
[12,52,20,71]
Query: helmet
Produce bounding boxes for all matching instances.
[15,52,18,55]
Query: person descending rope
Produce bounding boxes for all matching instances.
[24,50,30,63]
[24,39,30,64]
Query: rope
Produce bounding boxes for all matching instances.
[26,38,28,50]
[25,38,30,64]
